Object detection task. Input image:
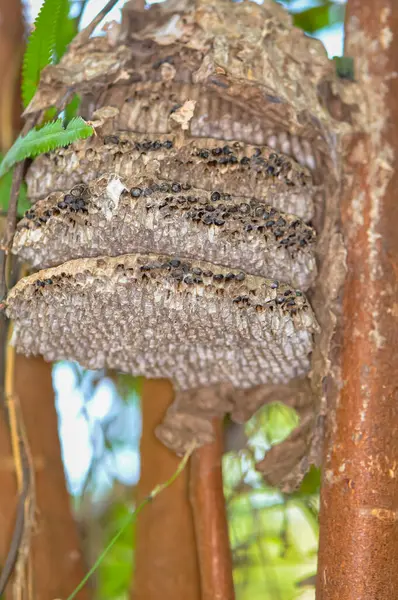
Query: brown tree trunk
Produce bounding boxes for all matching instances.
[131,379,201,600]
[317,2,398,598]
[0,2,90,598]
[190,418,235,600]
[16,355,90,599]
[0,0,23,152]
[0,356,91,600]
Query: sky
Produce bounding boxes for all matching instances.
[24,0,345,495]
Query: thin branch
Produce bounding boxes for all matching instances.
[0,325,32,597]
[0,161,24,302]
[0,470,29,597]
[12,372,36,600]
[77,0,121,43]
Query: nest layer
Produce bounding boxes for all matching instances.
[14,174,316,289]
[6,253,318,391]
[25,133,315,222]
[97,81,318,169]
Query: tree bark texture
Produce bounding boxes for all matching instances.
[0,355,90,600]
[317,2,398,599]
[131,378,201,600]
[190,418,235,600]
[0,0,24,152]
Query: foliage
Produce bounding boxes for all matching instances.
[22,0,75,107]
[64,94,82,124]
[54,0,79,62]
[0,161,30,217]
[290,1,345,35]
[98,502,135,600]
[0,0,84,214]
[223,403,319,600]
[334,56,355,80]
[0,118,93,179]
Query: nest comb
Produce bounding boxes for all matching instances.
[14,138,317,290]
[8,0,351,488]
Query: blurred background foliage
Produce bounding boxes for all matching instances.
[280,0,345,34]
[23,0,346,598]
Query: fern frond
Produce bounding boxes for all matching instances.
[54,1,77,63]
[64,94,81,124]
[22,0,71,107]
[0,118,93,179]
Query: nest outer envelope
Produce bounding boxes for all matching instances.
[24,0,339,157]
[14,170,317,290]
[6,253,318,389]
[14,0,359,489]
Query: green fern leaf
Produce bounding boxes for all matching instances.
[54,1,77,63]
[64,94,81,124]
[0,118,93,179]
[22,0,71,108]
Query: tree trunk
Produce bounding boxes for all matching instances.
[0,0,23,152]
[131,378,201,600]
[317,2,398,598]
[190,418,235,600]
[0,355,91,600]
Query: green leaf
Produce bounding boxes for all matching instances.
[292,2,345,34]
[0,153,30,217]
[334,56,355,81]
[258,403,299,446]
[64,94,81,124]
[22,0,73,107]
[0,117,93,179]
[0,172,29,217]
[98,502,134,600]
[42,106,58,124]
[54,2,78,63]
[293,4,332,33]
[297,466,321,496]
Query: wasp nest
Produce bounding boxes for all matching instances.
[8,0,354,488]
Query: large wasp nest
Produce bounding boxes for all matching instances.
[7,0,353,490]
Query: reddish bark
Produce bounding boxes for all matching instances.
[190,418,235,600]
[131,379,201,600]
[15,354,90,599]
[0,0,23,151]
[317,2,398,598]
